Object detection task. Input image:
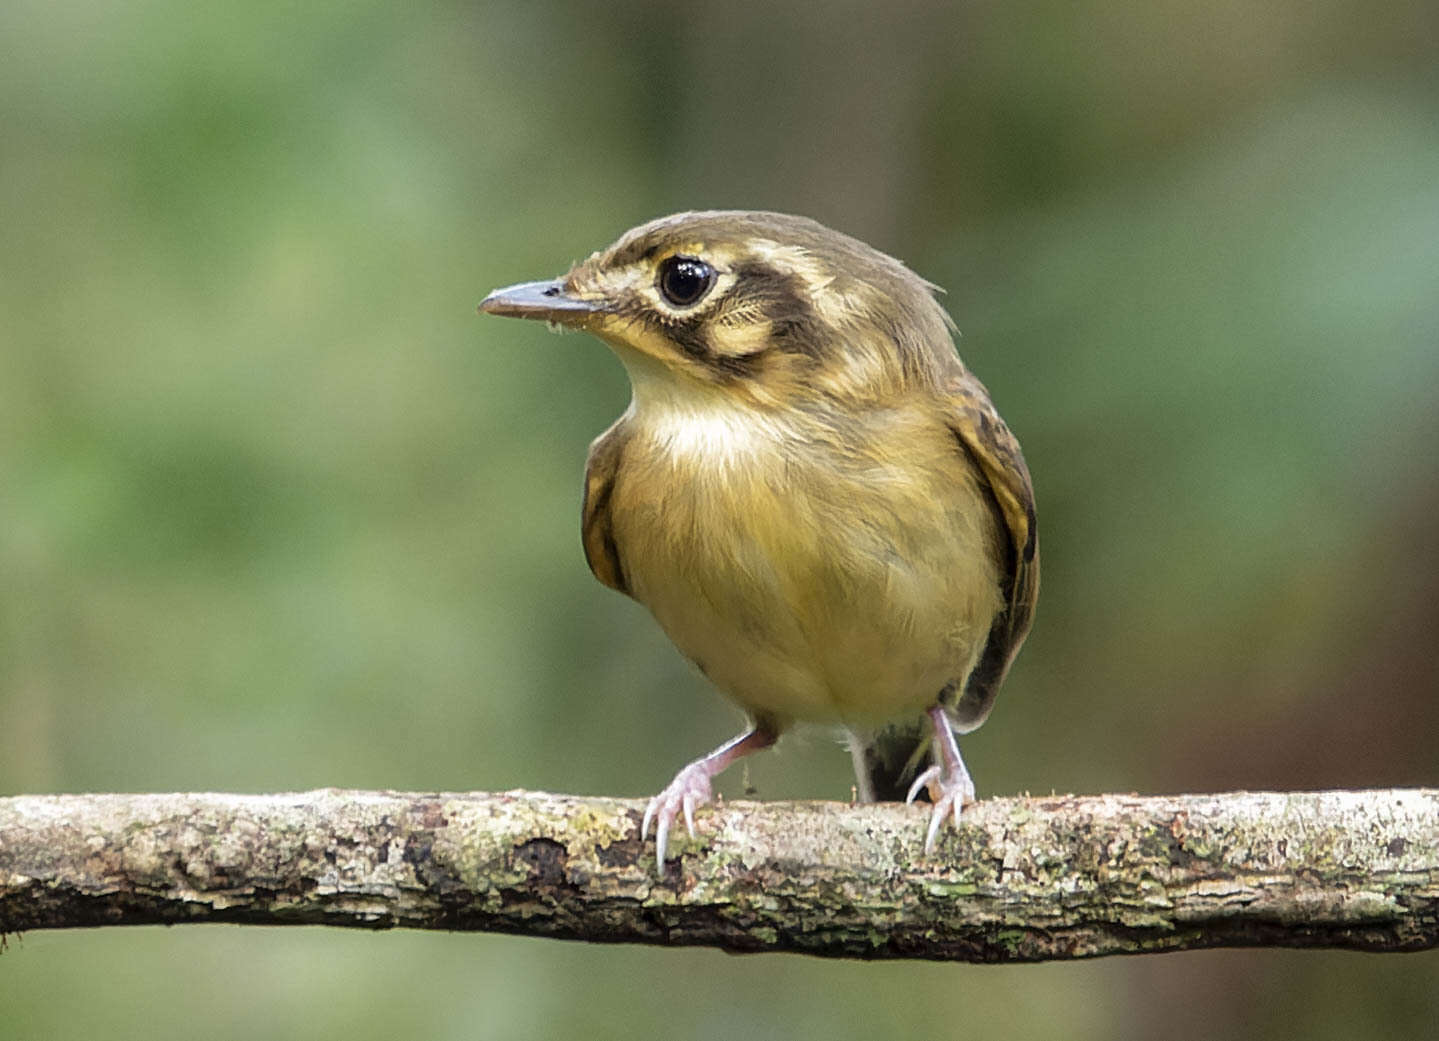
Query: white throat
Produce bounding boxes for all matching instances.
[616,348,789,465]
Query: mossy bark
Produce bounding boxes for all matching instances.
[2,789,1435,961]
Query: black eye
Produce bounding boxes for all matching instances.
[657,255,716,307]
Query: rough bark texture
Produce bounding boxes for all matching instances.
[1,789,1435,961]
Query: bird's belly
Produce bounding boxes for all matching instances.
[639,575,968,725]
[612,445,1001,727]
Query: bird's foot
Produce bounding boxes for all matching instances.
[905,704,977,852]
[639,726,778,871]
[641,761,717,869]
[905,761,976,852]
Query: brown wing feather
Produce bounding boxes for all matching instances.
[862,371,1039,801]
[581,419,631,595]
[944,370,1039,730]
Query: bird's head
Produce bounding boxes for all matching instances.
[480,211,959,409]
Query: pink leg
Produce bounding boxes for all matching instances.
[642,727,777,870]
[905,705,977,852]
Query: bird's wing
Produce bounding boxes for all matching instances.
[943,369,1039,729]
[581,418,632,596]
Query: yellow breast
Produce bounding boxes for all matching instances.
[608,388,1003,729]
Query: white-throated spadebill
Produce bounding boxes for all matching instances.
[480,211,1038,869]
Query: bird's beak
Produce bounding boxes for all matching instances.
[478,279,604,325]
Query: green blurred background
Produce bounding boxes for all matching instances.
[3,0,1437,1037]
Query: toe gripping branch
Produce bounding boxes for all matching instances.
[905,704,977,851]
[640,705,973,873]
[641,727,777,870]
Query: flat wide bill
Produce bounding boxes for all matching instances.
[478,279,602,322]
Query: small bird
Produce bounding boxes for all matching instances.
[480,211,1037,868]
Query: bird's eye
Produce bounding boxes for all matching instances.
[656,255,716,308]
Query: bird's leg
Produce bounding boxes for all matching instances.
[847,734,877,804]
[642,725,777,869]
[905,704,977,852]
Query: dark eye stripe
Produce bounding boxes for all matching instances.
[633,305,768,379]
[729,262,824,355]
[620,257,828,380]
[664,315,713,361]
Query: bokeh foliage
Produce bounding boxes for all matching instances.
[2,0,1436,1037]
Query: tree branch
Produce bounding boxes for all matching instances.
[1,789,1435,961]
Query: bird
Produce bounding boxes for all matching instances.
[479,211,1037,869]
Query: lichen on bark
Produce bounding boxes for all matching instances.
[1,788,1435,961]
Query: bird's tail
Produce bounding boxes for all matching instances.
[851,720,932,803]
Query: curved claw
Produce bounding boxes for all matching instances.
[906,764,971,851]
[924,784,967,852]
[905,765,942,805]
[905,707,977,853]
[642,762,715,869]
[638,728,779,872]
